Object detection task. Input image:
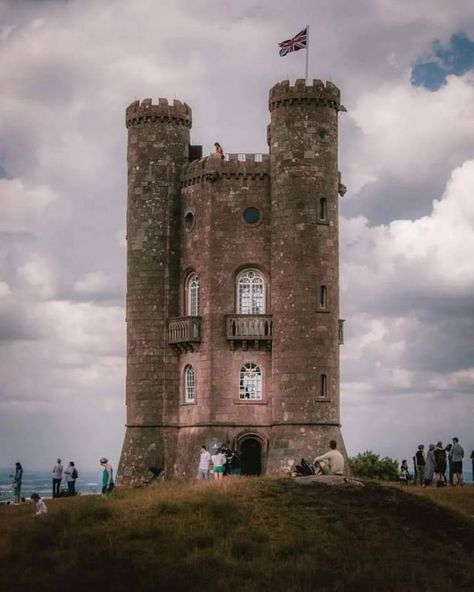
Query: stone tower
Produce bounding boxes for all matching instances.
[118,80,346,486]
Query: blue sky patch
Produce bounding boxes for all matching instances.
[411,32,474,91]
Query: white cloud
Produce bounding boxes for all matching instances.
[0,178,59,233]
[18,254,56,299]
[0,281,11,297]
[342,159,474,312]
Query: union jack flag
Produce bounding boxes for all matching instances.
[279,27,308,56]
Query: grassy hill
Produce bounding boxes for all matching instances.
[0,478,473,592]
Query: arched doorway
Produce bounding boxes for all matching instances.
[240,437,262,475]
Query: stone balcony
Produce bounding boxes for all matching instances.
[226,314,273,351]
[168,317,202,352]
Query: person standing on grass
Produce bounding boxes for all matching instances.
[313,440,345,476]
[211,448,226,480]
[399,460,410,485]
[198,445,212,480]
[434,442,447,486]
[31,493,47,517]
[100,458,114,494]
[52,458,63,498]
[470,450,474,486]
[415,445,426,487]
[424,444,436,486]
[445,443,453,485]
[9,462,23,504]
[451,437,464,486]
[64,461,78,496]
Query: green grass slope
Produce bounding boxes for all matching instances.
[0,478,473,592]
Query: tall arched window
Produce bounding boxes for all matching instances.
[237,269,265,314]
[186,273,200,316]
[184,365,196,403]
[239,363,262,400]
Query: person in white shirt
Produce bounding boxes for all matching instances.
[211,448,227,480]
[198,445,212,479]
[314,440,345,476]
[31,493,47,517]
[52,458,63,498]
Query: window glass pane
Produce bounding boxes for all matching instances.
[239,363,262,400]
[237,270,265,314]
[187,274,199,316]
[185,365,195,402]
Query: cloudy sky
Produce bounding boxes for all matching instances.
[1,0,473,470]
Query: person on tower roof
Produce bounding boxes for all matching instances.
[214,142,224,160]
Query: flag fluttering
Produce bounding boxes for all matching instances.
[279,27,308,56]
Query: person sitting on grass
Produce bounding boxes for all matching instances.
[313,440,344,476]
[30,493,47,517]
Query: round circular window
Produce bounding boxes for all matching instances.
[243,207,262,226]
[184,210,195,231]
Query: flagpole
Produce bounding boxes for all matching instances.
[305,25,310,82]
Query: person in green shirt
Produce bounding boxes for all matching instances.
[100,457,114,494]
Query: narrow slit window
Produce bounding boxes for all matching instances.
[319,285,327,309]
[319,198,327,221]
[319,374,327,398]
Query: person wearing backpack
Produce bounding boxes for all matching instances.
[64,461,78,496]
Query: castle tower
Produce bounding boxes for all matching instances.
[118,99,191,485]
[118,81,346,485]
[267,80,345,472]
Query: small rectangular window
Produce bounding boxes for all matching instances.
[319,285,327,309]
[319,198,327,221]
[319,374,327,398]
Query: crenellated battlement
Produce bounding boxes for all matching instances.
[182,153,269,186]
[269,79,340,111]
[126,98,192,128]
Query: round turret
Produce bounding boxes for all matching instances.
[268,79,345,472]
[118,97,191,486]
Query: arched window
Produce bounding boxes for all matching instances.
[239,363,262,400]
[319,374,327,398]
[184,365,196,403]
[319,285,327,309]
[237,269,265,314]
[186,273,199,316]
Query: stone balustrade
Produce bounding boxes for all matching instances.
[168,317,202,352]
[226,315,273,351]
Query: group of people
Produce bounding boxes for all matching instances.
[198,445,242,480]
[51,458,79,497]
[7,457,115,515]
[399,437,471,487]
